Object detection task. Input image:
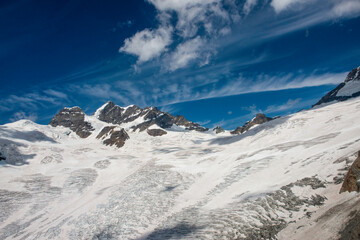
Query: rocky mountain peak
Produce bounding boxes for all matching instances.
[344,66,360,82]
[313,66,360,107]
[94,101,142,125]
[93,102,208,132]
[96,126,129,148]
[49,106,94,138]
[213,126,225,134]
[231,113,274,135]
[251,113,271,124]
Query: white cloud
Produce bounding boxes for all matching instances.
[243,0,258,15]
[149,0,231,38]
[332,0,360,18]
[9,111,38,122]
[270,0,360,17]
[265,98,301,113]
[168,37,205,71]
[120,0,235,69]
[271,0,313,13]
[119,26,173,63]
[75,84,131,105]
[43,89,68,99]
[148,0,219,11]
[206,72,346,99]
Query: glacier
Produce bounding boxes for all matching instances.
[1,97,360,239]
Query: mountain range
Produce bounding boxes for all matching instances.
[0,67,360,239]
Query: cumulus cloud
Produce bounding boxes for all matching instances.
[120,0,237,70]
[243,0,258,15]
[332,0,360,18]
[168,37,205,71]
[119,26,173,63]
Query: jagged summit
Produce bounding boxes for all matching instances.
[213,126,225,134]
[92,101,208,132]
[313,66,360,107]
[49,106,94,138]
[49,101,208,142]
[94,101,142,124]
[231,113,274,135]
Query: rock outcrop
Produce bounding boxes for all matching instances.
[147,129,167,137]
[0,152,5,161]
[231,113,274,135]
[94,101,208,132]
[313,66,360,107]
[49,107,94,138]
[95,101,142,124]
[213,126,225,134]
[340,151,360,193]
[96,126,129,148]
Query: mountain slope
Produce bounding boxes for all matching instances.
[1,98,360,239]
[313,66,360,107]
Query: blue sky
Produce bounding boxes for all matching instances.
[1,0,360,129]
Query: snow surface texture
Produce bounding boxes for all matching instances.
[336,80,360,97]
[1,98,360,239]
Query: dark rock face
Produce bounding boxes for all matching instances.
[230,126,244,135]
[49,107,94,138]
[0,152,5,161]
[231,113,274,135]
[96,126,129,148]
[95,102,208,132]
[96,126,116,139]
[340,151,360,193]
[345,67,360,82]
[313,67,360,107]
[97,101,142,124]
[147,129,167,137]
[213,126,224,134]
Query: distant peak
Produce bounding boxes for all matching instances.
[345,66,360,82]
[94,101,116,118]
[231,113,274,135]
[213,126,225,134]
[313,66,360,107]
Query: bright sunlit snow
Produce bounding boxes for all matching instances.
[1,98,360,239]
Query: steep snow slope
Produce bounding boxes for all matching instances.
[313,66,360,107]
[1,98,360,239]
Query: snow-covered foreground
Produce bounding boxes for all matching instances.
[1,98,360,239]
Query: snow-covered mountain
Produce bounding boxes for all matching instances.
[1,73,360,239]
[313,66,360,107]
[48,101,208,148]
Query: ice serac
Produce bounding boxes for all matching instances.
[94,101,208,132]
[313,66,360,107]
[230,113,274,134]
[49,107,94,138]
